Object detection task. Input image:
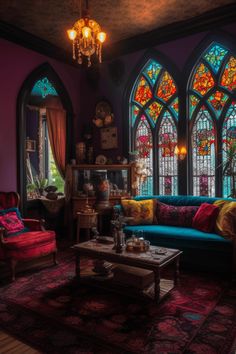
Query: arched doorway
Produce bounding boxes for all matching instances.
[17,62,74,214]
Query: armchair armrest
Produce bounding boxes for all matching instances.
[22,218,46,231]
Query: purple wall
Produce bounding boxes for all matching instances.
[0,38,81,192]
[78,23,236,161]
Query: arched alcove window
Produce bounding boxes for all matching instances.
[130,59,178,195]
[188,42,236,197]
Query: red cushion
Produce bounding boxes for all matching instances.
[1,231,56,260]
[156,201,199,227]
[192,203,220,233]
[0,208,27,235]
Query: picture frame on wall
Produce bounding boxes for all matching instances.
[100,126,118,150]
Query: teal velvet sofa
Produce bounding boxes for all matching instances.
[115,195,236,274]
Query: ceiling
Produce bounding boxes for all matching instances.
[0,0,235,55]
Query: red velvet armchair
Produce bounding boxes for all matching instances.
[0,192,57,281]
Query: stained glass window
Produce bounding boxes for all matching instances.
[134,76,152,106]
[204,44,228,73]
[189,95,200,119]
[135,116,153,195]
[221,56,236,92]
[191,108,216,197]
[130,59,178,195]
[222,103,236,197]
[158,112,178,195]
[157,71,177,102]
[31,77,58,98]
[208,90,228,118]
[146,101,163,127]
[192,63,214,96]
[144,61,162,85]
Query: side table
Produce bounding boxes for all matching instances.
[76,212,98,243]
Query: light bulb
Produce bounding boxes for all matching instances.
[82,26,91,39]
[67,29,77,40]
[97,32,106,43]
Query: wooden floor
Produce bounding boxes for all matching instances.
[0,330,40,353]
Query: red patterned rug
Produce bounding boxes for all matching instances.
[0,247,236,354]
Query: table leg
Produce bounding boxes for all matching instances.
[76,225,80,243]
[154,269,160,302]
[75,253,81,279]
[174,256,180,286]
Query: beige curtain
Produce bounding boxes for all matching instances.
[45,97,66,178]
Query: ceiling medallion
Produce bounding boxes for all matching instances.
[67,0,106,67]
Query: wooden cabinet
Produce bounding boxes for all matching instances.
[65,164,135,237]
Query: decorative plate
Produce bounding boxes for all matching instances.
[95,154,107,165]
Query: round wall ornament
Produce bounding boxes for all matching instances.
[95,154,107,165]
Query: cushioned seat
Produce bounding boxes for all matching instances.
[0,192,57,280]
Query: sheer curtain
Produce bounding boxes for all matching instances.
[45,97,66,178]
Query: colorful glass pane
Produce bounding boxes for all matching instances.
[158,111,178,196]
[169,98,179,118]
[222,103,236,197]
[134,76,152,106]
[144,61,162,85]
[192,63,215,96]
[157,71,177,102]
[146,101,163,127]
[131,105,140,126]
[221,56,236,91]
[135,116,153,195]
[207,90,228,118]
[204,44,228,73]
[191,108,216,197]
[31,77,58,98]
[189,95,200,119]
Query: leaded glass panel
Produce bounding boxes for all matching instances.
[192,63,215,96]
[189,95,200,119]
[157,71,177,102]
[191,108,216,196]
[207,90,228,118]
[146,101,163,127]
[204,44,228,74]
[144,61,162,85]
[135,116,153,195]
[158,112,178,195]
[31,77,58,98]
[131,105,140,126]
[221,56,236,92]
[169,98,179,119]
[134,76,152,106]
[222,103,236,197]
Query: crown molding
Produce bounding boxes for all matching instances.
[103,3,236,60]
[0,3,236,66]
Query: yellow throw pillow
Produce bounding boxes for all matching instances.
[214,200,236,240]
[121,199,156,225]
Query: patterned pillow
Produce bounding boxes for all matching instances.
[121,199,156,225]
[156,201,199,227]
[0,208,28,236]
[213,200,236,240]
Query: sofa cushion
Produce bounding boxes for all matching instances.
[124,225,231,252]
[121,199,156,225]
[0,208,28,236]
[214,200,236,240]
[156,201,198,227]
[193,203,220,233]
[1,230,56,260]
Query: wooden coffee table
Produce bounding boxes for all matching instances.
[72,240,182,302]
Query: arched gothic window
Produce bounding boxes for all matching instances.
[189,42,236,197]
[130,59,178,195]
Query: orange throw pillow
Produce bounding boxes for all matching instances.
[213,200,236,240]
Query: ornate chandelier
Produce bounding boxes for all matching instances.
[67,0,106,67]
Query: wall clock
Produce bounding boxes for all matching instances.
[100,127,118,150]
